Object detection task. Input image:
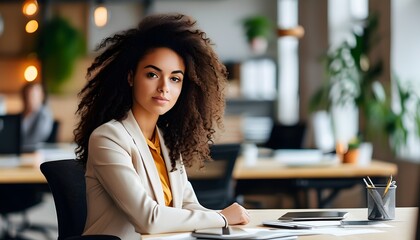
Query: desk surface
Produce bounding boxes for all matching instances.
[234,157,398,179]
[142,207,417,240]
[1,145,397,184]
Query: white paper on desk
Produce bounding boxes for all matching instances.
[0,155,21,167]
[310,227,384,236]
[273,149,324,166]
[286,220,342,227]
[145,233,194,240]
[144,227,384,239]
[192,227,298,239]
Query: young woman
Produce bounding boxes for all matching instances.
[74,13,250,239]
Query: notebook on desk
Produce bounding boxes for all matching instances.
[0,114,22,167]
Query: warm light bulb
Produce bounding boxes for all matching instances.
[22,0,38,16]
[24,66,38,81]
[94,5,108,27]
[25,20,38,33]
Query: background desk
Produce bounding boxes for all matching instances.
[1,147,398,209]
[142,207,417,240]
[233,157,398,208]
[0,143,75,184]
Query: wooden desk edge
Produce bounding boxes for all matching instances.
[233,159,397,179]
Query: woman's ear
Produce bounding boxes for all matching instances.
[127,71,134,87]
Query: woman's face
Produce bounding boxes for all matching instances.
[25,83,44,113]
[129,47,185,120]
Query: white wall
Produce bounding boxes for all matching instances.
[150,0,278,62]
[391,0,420,90]
[87,3,144,53]
[86,0,278,62]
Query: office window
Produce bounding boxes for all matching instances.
[391,0,420,161]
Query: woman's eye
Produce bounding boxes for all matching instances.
[147,72,158,78]
[171,77,181,82]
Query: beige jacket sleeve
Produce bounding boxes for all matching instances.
[83,111,224,239]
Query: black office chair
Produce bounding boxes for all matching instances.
[188,143,241,210]
[40,159,121,240]
[263,122,307,149]
[416,164,420,240]
[45,120,60,143]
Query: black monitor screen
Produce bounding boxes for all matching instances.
[0,114,21,155]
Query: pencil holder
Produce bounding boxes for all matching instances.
[367,184,396,220]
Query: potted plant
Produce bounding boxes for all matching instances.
[367,75,420,156]
[241,15,274,55]
[310,14,420,156]
[340,136,361,164]
[35,15,86,94]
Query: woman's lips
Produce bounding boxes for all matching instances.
[152,96,169,104]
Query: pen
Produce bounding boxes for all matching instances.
[383,175,393,197]
[263,221,313,229]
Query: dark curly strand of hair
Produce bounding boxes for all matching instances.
[74,13,227,170]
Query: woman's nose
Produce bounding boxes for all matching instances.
[157,80,169,93]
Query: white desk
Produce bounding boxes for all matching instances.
[142,207,417,240]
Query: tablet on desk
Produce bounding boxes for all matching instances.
[278,211,348,221]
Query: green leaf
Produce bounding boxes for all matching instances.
[35,15,86,93]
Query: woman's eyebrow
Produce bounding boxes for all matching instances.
[172,70,184,76]
[144,65,162,72]
[145,65,184,76]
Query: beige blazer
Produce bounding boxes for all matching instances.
[83,110,224,239]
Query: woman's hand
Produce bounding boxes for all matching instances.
[220,202,250,225]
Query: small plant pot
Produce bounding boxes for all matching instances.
[249,36,268,55]
[343,148,359,164]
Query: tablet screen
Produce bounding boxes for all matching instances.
[278,211,348,221]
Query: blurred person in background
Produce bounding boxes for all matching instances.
[20,81,53,152]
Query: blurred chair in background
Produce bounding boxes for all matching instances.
[416,164,420,240]
[45,120,60,143]
[189,143,241,210]
[0,185,53,240]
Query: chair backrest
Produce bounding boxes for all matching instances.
[45,120,60,143]
[40,159,87,239]
[416,165,420,240]
[188,143,241,209]
[264,122,307,149]
[0,114,21,155]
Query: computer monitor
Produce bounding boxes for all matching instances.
[0,114,22,155]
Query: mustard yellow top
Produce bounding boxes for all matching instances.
[146,130,173,206]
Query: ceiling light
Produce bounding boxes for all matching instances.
[94,3,108,27]
[22,0,38,17]
[25,20,39,33]
[24,65,38,82]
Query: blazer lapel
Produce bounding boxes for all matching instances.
[121,110,165,205]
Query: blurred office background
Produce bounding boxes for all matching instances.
[0,0,419,238]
